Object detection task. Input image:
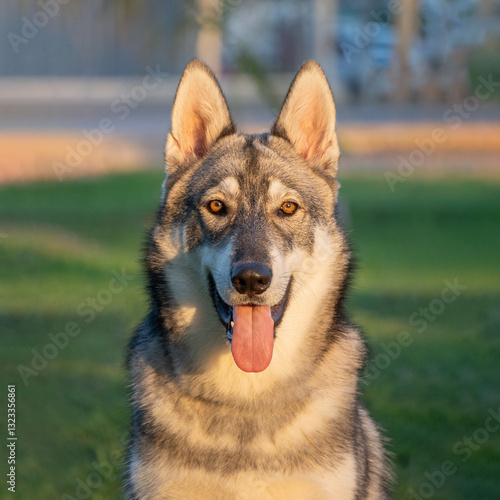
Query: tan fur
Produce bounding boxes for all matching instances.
[129,323,366,499]
[126,60,391,500]
[165,60,234,168]
[272,61,339,171]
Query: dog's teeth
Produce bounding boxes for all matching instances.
[231,321,234,328]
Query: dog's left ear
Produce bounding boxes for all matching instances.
[165,60,235,174]
[271,61,339,175]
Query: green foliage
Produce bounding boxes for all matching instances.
[469,47,500,100]
[235,45,282,110]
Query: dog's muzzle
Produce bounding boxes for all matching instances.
[208,268,292,373]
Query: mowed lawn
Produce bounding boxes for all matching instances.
[0,171,499,500]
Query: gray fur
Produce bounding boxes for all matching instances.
[125,60,392,499]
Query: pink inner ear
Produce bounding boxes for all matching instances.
[193,119,207,158]
[295,119,313,159]
[181,112,208,159]
[297,118,327,161]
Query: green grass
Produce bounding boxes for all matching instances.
[1,171,499,499]
[469,48,500,101]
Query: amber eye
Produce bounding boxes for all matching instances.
[208,200,225,214]
[280,201,298,215]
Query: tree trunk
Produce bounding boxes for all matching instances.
[196,0,222,77]
[396,0,420,102]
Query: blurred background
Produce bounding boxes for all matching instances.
[0,1,499,499]
[1,0,500,182]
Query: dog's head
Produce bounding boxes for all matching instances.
[153,60,346,375]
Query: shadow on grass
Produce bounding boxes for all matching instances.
[1,311,132,500]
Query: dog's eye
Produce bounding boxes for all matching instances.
[280,201,298,215]
[208,200,225,214]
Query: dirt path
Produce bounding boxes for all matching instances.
[1,123,499,185]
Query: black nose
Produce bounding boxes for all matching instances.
[231,263,272,296]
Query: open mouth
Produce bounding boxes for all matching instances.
[207,273,292,373]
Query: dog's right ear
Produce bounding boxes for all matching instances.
[165,60,235,174]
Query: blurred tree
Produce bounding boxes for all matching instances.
[314,0,344,99]
[395,0,420,102]
[196,0,222,76]
[478,0,496,16]
[101,0,223,75]
[101,0,282,105]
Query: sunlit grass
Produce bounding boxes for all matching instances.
[0,171,499,499]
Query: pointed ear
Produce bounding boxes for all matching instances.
[271,61,339,175]
[165,60,235,174]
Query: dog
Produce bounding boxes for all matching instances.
[125,60,391,499]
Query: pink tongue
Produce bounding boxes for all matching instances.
[231,305,274,373]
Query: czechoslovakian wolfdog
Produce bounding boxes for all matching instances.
[126,60,391,499]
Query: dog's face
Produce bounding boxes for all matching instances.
[154,61,345,376]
